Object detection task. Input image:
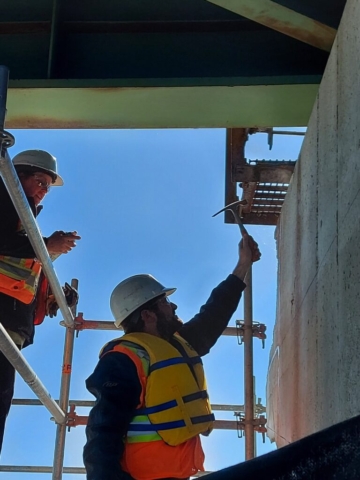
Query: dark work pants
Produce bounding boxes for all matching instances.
[0,347,20,455]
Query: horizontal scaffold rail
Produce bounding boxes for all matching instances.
[12,398,259,413]
[61,313,255,337]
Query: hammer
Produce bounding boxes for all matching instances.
[213,200,261,262]
[212,200,248,235]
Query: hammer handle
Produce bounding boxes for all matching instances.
[238,222,248,236]
[231,209,248,236]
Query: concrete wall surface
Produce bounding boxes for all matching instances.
[266,0,360,448]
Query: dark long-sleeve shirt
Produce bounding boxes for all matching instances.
[0,178,41,258]
[83,274,246,480]
[0,178,44,345]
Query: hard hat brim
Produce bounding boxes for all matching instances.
[163,287,176,297]
[52,173,64,186]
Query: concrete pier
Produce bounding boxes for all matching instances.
[267,0,360,447]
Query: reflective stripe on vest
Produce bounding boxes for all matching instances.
[109,332,214,447]
[127,415,162,443]
[0,255,42,304]
[128,390,214,443]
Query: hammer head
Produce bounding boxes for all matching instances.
[212,199,247,218]
[213,199,248,235]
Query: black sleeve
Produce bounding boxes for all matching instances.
[83,352,142,480]
[0,180,39,258]
[178,274,246,356]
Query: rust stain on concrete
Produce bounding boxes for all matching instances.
[8,117,103,129]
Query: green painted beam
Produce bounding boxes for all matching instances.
[6,83,319,129]
[206,0,337,51]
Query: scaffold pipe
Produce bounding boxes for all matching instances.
[12,398,247,412]
[0,151,74,327]
[0,66,8,128]
[244,266,255,459]
[53,279,78,480]
[62,316,241,336]
[0,323,66,424]
[0,466,86,474]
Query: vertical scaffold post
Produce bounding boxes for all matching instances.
[244,266,255,459]
[52,279,79,480]
[0,65,9,130]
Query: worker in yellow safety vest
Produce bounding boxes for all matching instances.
[0,149,81,455]
[83,234,261,480]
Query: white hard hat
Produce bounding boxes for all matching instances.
[12,150,64,186]
[110,274,176,327]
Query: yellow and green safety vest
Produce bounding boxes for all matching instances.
[103,332,214,446]
[0,255,42,304]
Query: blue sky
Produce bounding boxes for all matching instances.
[1,128,305,478]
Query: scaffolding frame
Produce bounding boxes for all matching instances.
[0,65,266,478]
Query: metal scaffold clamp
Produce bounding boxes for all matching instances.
[236,319,267,348]
[73,312,86,337]
[234,411,268,443]
[66,404,77,431]
[235,412,245,439]
[60,312,108,337]
[0,129,15,149]
[254,415,268,443]
[66,404,88,431]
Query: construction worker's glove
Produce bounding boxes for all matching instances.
[46,294,58,318]
[63,282,79,309]
[46,283,79,318]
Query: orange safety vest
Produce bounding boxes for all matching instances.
[0,255,42,304]
[101,333,213,480]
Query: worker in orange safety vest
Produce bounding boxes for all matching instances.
[84,234,261,480]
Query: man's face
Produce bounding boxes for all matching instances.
[19,171,52,206]
[152,296,183,340]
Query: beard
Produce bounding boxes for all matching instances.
[155,311,183,340]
